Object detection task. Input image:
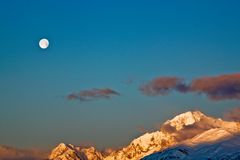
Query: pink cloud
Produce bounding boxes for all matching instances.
[139,73,240,101]
[190,73,240,100]
[139,77,188,96]
[224,107,240,122]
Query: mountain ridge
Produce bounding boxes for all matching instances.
[1,110,238,160]
[47,110,240,160]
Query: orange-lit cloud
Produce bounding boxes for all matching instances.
[224,107,240,122]
[139,77,188,96]
[67,88,120,101]
[0,145,47,160]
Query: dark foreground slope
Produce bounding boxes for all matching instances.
[142,135,240,160]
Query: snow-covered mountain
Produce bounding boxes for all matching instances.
[48,111,240,160]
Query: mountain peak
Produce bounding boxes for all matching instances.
[48,143,104,160]
[164,111,205,131]
[48,143,85,160]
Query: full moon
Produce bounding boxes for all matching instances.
[39,38,49,49]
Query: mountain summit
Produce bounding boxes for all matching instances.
[163,111,205,130]
[48,111,240,160]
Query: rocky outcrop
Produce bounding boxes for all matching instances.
[48,143,103,160]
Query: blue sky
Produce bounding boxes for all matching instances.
[0,0,240,150]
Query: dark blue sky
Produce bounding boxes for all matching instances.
[0,0,240,150]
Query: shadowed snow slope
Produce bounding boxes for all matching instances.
[142,135,240,160]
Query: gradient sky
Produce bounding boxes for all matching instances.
[0,0,240,150]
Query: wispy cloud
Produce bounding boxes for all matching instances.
[190,73,240,100]
[67,88,120,102]
[139,73,240,101]
[139,77,188,96]
[224,107,240,122]
[136,126,148,134]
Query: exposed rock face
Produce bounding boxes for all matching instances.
[48,111,240,160]
[77,147,104,160]
[48,143,87,160]
[48,143,103,160]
